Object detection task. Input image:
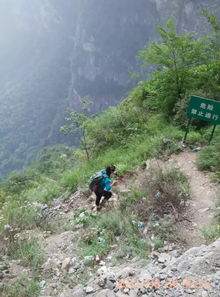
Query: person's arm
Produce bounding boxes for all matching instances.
[104,177,112,191]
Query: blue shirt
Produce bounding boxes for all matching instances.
[99,169,112,191]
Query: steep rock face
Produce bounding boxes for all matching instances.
[0,0,219,177]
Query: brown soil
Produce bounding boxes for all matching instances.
[171,151,219,248]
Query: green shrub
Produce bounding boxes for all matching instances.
[96,210,134,237]
[74,208,97,226]
[1,171,39,196]
[61,170,80,191]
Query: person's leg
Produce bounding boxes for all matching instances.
[103,191,112,201]
[95,190,103,206]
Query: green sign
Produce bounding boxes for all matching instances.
[188,95,220,125]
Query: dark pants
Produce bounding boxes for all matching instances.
[94,190,112,206]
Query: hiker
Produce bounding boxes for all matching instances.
[89,165,117,210]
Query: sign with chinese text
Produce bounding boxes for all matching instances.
[188,95,220,125]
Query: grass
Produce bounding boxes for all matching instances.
[0,277,40,297]
[26,181,62,205]
[202,193,220,243]
[8,238,44,268]
[197,129,220,182]
[148,214,178,247]
[78,209,150,260]
[202,224,220,242]
[119,189,145,211]
[0,199,40,233]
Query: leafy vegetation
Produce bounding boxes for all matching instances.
[138,18,208,120]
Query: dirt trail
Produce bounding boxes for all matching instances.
[171,151,218,248]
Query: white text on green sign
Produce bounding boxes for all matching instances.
[188,95,220,125]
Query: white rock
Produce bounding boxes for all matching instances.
[85,286,94,294]
[4,224,12,232]
[39,280,46,288]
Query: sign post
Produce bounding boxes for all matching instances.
[184,95,220,144]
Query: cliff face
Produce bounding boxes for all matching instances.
[0,0,219,177]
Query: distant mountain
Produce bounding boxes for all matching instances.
[0,0,219,178]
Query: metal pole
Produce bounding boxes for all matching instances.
[208,125,217,145]
[183,118,192,144]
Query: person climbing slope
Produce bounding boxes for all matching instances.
[89,165,117,210]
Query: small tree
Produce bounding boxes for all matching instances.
[138,18,207,115]
[60,97,93,160]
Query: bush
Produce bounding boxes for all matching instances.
[129,165,189,221]
[147,166,190,213]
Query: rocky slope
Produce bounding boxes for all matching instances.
[1,151,220,297]
[66,238,220,297]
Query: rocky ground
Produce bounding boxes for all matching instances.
[62,238,220,297]
[0,151,220,297]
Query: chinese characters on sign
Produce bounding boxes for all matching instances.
[184,95,220,144]
[188,96,220,125]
